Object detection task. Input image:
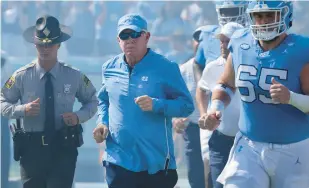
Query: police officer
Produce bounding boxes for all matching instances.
[0,15,98,188]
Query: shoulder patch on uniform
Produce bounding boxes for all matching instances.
[200,26,220,41]
[200,25,219,33]
[4,76,15,89]
[230,28,249,39]
[59,62,80,71]
[83,75,91,87]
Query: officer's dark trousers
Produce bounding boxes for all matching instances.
[105,162,178,188]
[20,134,78,188]
[208,130,234,188]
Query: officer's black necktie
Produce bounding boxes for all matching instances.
[44,72,55,137]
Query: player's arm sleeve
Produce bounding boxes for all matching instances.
[96,65,109,126]
[75,73,98,124]
[0,73,25,118]
[152,63,194,117]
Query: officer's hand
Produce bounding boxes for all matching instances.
[198,111,221,131]
[270,78,290,104]
[173,118,188,134]
[93,124,109,143]
[62,113,79,126]
[25,98,40,116]
[135,95,153,111]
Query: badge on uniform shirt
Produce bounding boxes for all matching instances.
[64,84,71,94]
[4,76,15,89]
[83,75,90,87]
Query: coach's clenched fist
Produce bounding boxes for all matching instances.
[25,98,40,116]
[135,95,153,111]
[270,78,290,104]
[93,123,109,143]
[198,111,222,131]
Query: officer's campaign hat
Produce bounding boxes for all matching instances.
[23,15,72,45]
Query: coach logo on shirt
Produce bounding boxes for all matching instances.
[141,76,148,82]
[240,43,250,50]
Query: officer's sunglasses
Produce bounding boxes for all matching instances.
[119,31,145,40]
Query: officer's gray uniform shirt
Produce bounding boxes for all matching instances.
[0,60,98,132]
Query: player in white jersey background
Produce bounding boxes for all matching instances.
[198,22,244,188]
[195,1,249,188]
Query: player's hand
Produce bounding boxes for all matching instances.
[62,112,79,126]
[135,95,153,111]
[25,98,40,116]
[198,111,221,131]
[270,78,290,104]
[173,118,189,134]
[93,123,109,143]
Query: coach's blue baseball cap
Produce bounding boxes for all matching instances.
[117,14,148,35]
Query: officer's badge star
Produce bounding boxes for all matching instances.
[64,84,71,94]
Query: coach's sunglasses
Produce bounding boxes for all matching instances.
[119,31,145,40]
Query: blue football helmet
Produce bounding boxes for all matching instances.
[215,0,248,27]
[247,0,293,41]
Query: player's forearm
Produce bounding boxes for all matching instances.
[211,89,232,107]
[196,87,209,115]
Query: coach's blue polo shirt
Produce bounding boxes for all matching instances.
[97,49,194,174]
